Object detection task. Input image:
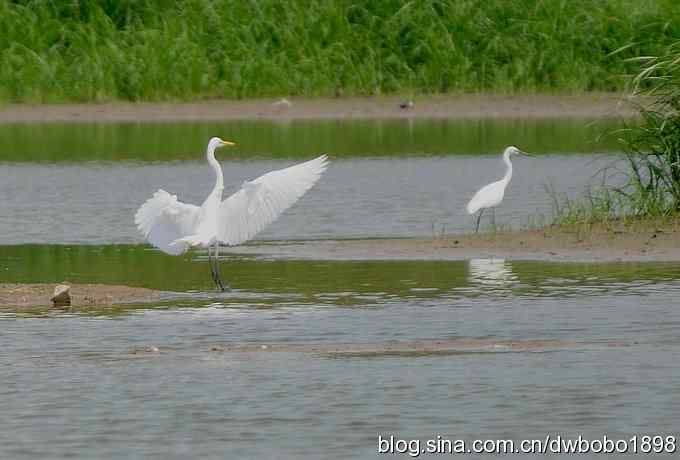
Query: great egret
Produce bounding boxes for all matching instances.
[135,137,329,290]
[466,146,529,232]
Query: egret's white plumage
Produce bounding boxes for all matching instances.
[134,137,328,288]
[216,156,328,246]
[135,189,201,255]
[466,146,527,231]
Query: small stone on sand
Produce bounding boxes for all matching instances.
[51,284,71,306]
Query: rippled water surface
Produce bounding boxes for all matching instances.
[1,119,677,459]
[1,154,623,244]
[0,250,680,459]
[1,248,679,459]
[0,118,624,243]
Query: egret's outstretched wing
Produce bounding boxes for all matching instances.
[217,155,328,246]
[134,190,201,255]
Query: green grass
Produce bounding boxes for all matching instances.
[549,182,622,227]
[551,38,680,226]
[1,0,680,102]
[617,42,680,216]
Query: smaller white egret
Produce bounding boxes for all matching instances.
[466,146,530,232]
[135,137,329,290]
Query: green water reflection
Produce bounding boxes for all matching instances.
[2,245,678,300]
[0,118,620,162]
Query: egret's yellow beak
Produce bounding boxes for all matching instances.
[220,139,236,146]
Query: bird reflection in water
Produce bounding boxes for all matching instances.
[467,258,517,289]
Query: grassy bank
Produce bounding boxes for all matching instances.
[2,0,679,102]
[551,39,680,226]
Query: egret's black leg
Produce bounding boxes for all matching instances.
[208,246,219,288]
[213,242,229,292]
[492,208,496,228]
[475,209,484,233]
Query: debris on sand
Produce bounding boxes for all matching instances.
[51,284,71,306]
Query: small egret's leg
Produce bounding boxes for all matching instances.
[492,208,496,228]
[475,209,484,233]
[213,242,229,292]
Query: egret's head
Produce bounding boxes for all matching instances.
[208,137,236,153]
[505,146,530,157]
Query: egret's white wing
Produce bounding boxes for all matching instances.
[134,189,201,255]
[217,155,328,246]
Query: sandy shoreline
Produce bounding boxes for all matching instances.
[0,94,637,123]
[224,221,680,263]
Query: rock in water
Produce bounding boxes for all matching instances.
[51,284,71,306]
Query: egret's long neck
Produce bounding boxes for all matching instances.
[207,146,224,194]
[501,151,513,185]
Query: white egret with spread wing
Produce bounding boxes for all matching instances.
[466,146,530,232]
[135,137,329,290]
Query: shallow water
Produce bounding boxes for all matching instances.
[2,118,676,459]
[0,118,625,243]
[0,154,623,244]
[1,249,679,459]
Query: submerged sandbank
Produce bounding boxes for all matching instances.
[204,338,627,357]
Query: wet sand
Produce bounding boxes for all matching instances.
[117,339,627,358]
[114,339,630,359]
[204,338,627,357]
[0,283,165,308]
[0,94,637,123]
[225,220,680,263]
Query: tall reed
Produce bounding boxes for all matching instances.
[551,39,680,226]
[1,0,679,102]
[617,43,680,216]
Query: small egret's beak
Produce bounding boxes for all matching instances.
[518,150,532,157]
[220,139,236,147]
